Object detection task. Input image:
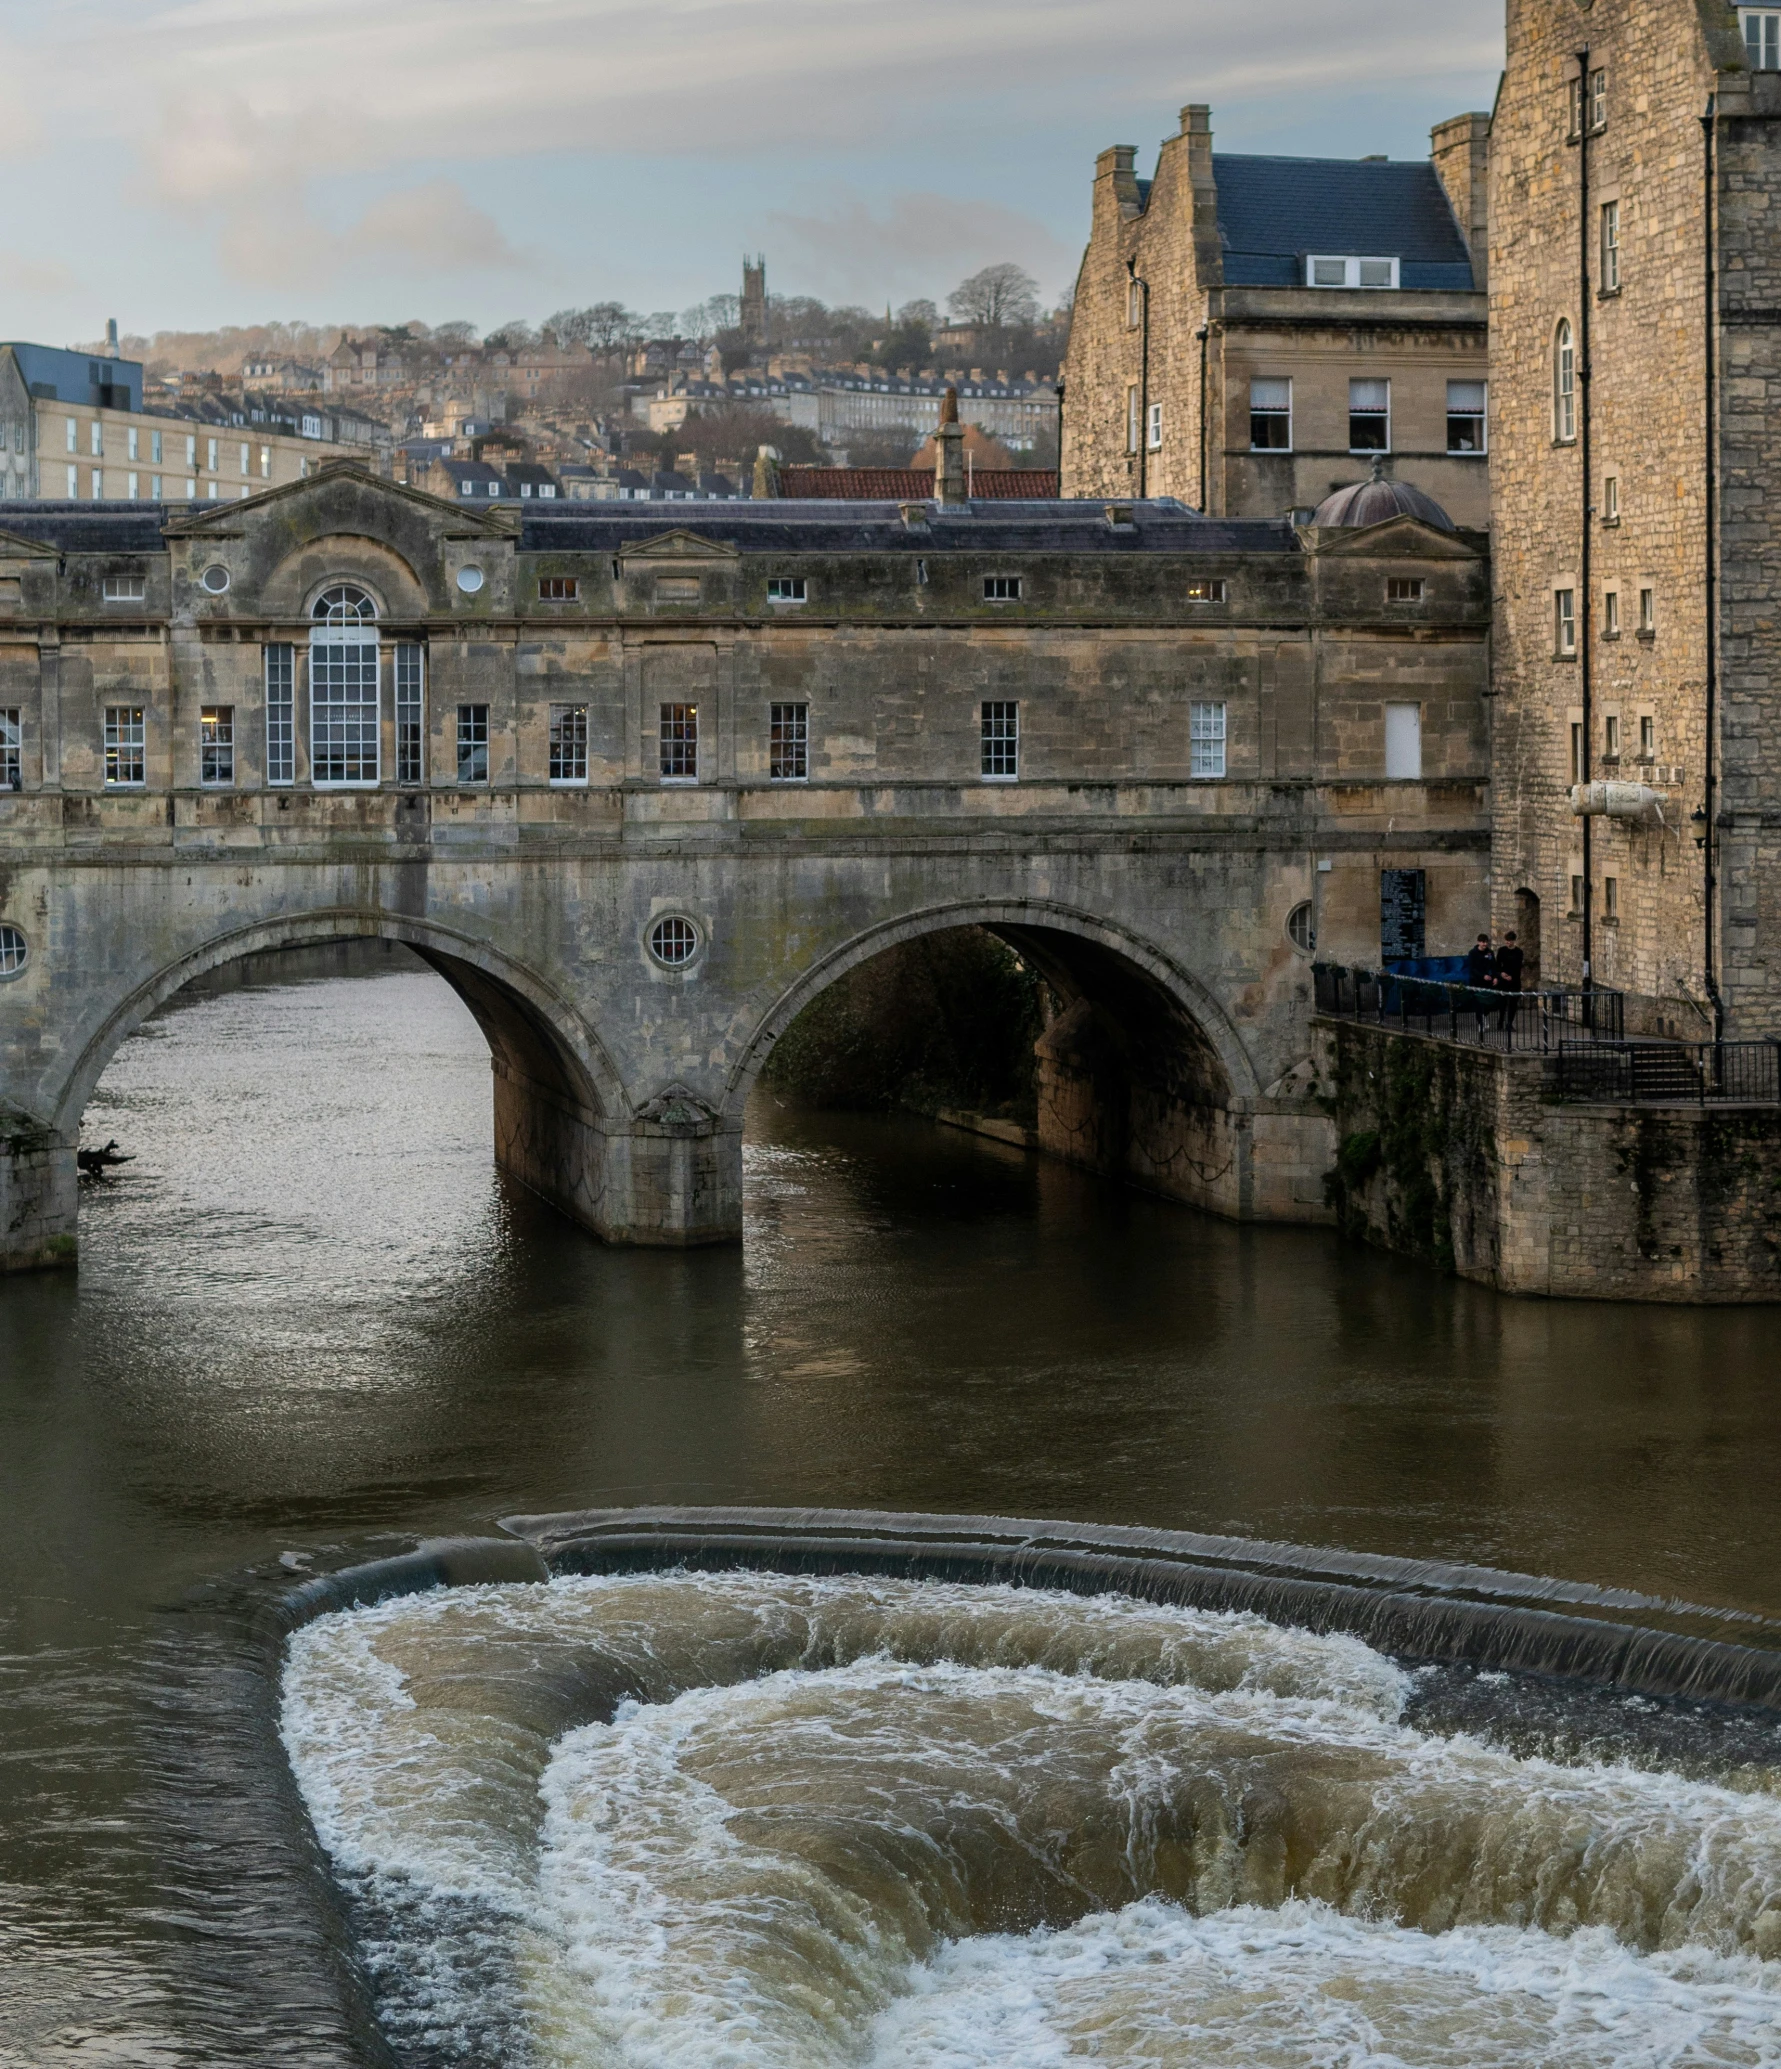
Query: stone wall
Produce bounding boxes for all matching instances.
[1323,1018,1781,1301]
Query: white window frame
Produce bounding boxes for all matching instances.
[265,643,295,786]
[1603,589,1621,638]
[1446,380,1487,455]
[1249,377,1292,452]
[1348,378,1391,454]
[1145,400,1163,451]
[980,699,1019,782]
[65,465,77,497]
[89,421,102,457]
[395,643,425,785]
[766,576,807,604]
[1600,201,1621,293]
[1189,700,1226,778]
[1554,321,1577,442]
[0,707,21,792]
[1639,586,1656,634]
[548,701,589,785]
[200,704,235,787]
[102,574,147,603]
[127,427,140,461]
[308,585,380,788]
[1743,8,1780,67]
[151,430,163,465]
[64,418,76,453]
[104,705,146,788]
[769,700,809,782]
[1307,255,1400,289]
[1384,701,1423,780]
[1125,383,1141,454]
[659,701,699,783]
[1555,587,1578,655]
[455,702,489,784]
[90,468,102,500]
[983,574,1022,602]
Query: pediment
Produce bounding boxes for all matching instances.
[1308,515,1482,560]
[617,529,740,562]
[163,459,512,540]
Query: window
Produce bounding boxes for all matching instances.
[102,574,146,602]
[185,479,196,498]
[1185,578,1227,602]
[90,469,101,500]
[1640,715,1656,759]
[89,421,101,457]
[766,576,807,603]
[456,704,489,784]
[769,701,809,781]
[1447,380,1487,453]
[1249,377,1292,451]
[65,466,77,498]
[104,706,145,787]
[1571,873,1586,915]
[235,443,246,478]
[185,435,196,467]
[1554,321,1577,442]
[1190,700,1226,778]
[1603,590,1620,638]
[200,706,234,786]
[265,645,294,786]
[151,476,162,499]
[1589,67,1607,131]
[459,479,475,498]
[649,915,698,966]
[1287,902,1315,955]
[0,707,20,791]
[1744,8,1780,68]
[1571,722,1585,783]
[1600,201,1621,292]
[1125,384,1141,454]
[980,700,1019,780]
[983,575,1021,601]
[1639,586,1655,634]
[1146,401,1163,451]
[260,445,271,480]
[1555,588,1577,655]
[1386,577,1425,602]
[0,923,24,974]
[127,428,139,462]
[1349,379,1390,452]
[207,439,218,473]
[64,419,75,453]
[1385,702,1423,779]
[660,702,698,781]
[151,430,163,465]
[1603,474,1620,524]
[1603,714,1621,762]
[538,576,579,601]
[127,474,139,499]
[549,702,588,784]
[395,644,424,785]
[1603,874,1619,921]
[1127,278,1144,328]
[309,585,379,786]
[1307,256,1399,289]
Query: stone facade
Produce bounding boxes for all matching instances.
[0,462,1489,1266]
[1324,1020,1781,1301]
[1488,0,1781,1027]
[1061,107,1491,526]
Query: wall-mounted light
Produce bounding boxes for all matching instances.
[1691,805,1709,850]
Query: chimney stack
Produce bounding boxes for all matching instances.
[934,386,967,506]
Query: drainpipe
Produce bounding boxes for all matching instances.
[1196,325,1209,513]
[1126,258,1150,499]
[1701,98,1725,1039]
[1576,49,1594,993]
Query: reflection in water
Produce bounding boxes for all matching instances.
[0,964,1778,2063]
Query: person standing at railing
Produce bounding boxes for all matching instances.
[1464,935,1497,1036]
[1496,931,1524,1040]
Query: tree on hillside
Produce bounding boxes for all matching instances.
[947,264,1041,329]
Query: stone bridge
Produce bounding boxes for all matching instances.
[0,464,1490,1265]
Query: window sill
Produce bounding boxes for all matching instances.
[1347,447,1391,458]
[1598,288,1622,302]
[1636,629,1656,644]
[659,777,699,787]
[1602,515,1620,527]
[1551,438,1578,450]
[979,775,1019,784]
[1553,651,1578,663]
[548,778,590,789]
[1602,630,1621,641]
[768,776,809,785]
[1444,449,1488,459]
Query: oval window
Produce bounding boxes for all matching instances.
[456,566,486,595]
[648,916,699,968]
[0,922,27,976]
[1287,902,1316,955]
[199,564,231,595]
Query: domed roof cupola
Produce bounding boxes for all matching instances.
[1310,457,1455,532]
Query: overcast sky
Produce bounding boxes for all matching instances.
[0,0,1503,343]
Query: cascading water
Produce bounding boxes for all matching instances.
[280,1571,1781,2067]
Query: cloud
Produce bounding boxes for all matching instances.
[347,182,525,272]
[768,192,1075,309]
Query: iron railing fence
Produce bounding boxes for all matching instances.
[1312,963,1624,1053]
[1551,1039,1781,1106]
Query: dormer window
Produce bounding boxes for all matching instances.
[1307,255,1399,290]
[1742,8,1779,66]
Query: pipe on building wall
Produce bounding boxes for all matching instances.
[1196,325,1210,513]
[1576,48,1594,990]
[1126,258,1150,500]
[1701,99,1725,1039]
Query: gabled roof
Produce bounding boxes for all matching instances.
[164,458,511,536]
[1213,154,1475,291]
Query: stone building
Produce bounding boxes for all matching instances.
[1061,107,1491,526]
[0,460,1488,1265]
[1487,0,1781,1034]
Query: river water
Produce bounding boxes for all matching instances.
[4,962,1781,2066]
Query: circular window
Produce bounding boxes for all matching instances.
[312,585,376,623]
[456,565,486,595]
[648,916,699,968]
[1286,901,1316,955]
[199,564,230,595]
[0,923,27,977]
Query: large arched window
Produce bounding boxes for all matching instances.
[1553,320,1576,444]
[309,586,379,787]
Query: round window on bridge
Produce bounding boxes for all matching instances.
[0,923,28,977]
[199,564,230,595]
[1287,902,1315,956]
[648,916,700,968]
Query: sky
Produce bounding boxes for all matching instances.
[0,0,1504,345]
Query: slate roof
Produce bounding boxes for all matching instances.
[778,467,1062,500]
[1213,155,1476,291]
[0,504,175,550]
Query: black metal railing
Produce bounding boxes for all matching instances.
[1312,963,1623,1053]
[1551,1039,1781,1106]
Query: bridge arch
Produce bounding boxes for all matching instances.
[729,899,1263,1219]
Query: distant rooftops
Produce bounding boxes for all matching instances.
[1213,154,1476,292]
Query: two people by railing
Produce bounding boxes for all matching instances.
[1463,931,1526,1036]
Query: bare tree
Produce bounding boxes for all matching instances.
[585,303,640,351]
[946,264,1041,329]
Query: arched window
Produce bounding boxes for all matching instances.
[1553,320,1576,444]
[309,586,380,786]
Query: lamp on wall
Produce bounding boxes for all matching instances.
[1691,805,1709,850]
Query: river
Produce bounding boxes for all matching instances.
[2,960,1779,2065]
